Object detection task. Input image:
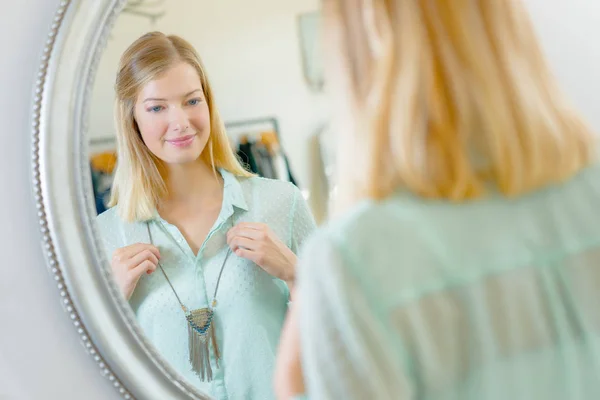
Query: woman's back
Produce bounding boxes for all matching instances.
[282,1,600,398]
[297,163,600,399]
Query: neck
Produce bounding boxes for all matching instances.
[160,160,223,211]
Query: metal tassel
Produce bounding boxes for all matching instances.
[186,308,220,382]
[211,321,220,367]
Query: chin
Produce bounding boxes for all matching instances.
[172,156,201,165]
[166,150,203,165]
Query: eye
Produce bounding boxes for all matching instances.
[187,98,202,106]
[148,105,164,113]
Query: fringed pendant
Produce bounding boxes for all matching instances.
[186,308,220,382]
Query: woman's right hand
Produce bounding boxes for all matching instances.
[111,243,160,300]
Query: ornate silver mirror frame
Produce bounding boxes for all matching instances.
[31,1,210,399]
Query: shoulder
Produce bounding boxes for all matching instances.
[242,175,300,194]
[95,206,121,232]
[239,175,303,205]
[94,207,127,257]
[298,199,396,266]
[295,205,382,309]
[312,197,418,249]
[298,196,440,297]
[95,206,132,245]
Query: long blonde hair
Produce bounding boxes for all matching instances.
[109,32,251,222]
[324,0,593,211]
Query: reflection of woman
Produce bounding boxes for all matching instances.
[95,32,315,399]
[276,1,600,399]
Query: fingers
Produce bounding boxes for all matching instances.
[227,222,271,243]
[110,244,159,300]
[234,222,267,231]
[113,243,160,263]
[234,247,260,264]
[228,237,256,252]
[227,228,265,244]
[227,223,267,240]
[127,249,159,271]
[130,259,158,279]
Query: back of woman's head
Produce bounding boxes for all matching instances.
[324,0,593,210]
[109,31,248,222]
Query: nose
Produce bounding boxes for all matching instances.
[169,106,190,133]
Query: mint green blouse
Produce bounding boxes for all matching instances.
[296,163,600,400]
[96,169,316,400]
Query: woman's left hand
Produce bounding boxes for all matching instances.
[227,222,297,284]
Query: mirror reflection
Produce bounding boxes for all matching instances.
[89,1,329,398]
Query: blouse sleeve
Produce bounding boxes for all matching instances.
[289,188,317,254]
[296,232,414,400]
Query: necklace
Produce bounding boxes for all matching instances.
[146,222,231,382]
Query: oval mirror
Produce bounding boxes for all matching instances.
[32,0,332,398]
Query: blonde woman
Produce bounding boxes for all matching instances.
[275,1,600,399]
[95,32,315,400]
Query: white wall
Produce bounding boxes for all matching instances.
[524,0,600,130]
[0,0,118,399]
[89,0,325,188]
[1,1,600,399]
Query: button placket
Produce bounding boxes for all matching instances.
[154,220,208,309]
[195,222,232,393]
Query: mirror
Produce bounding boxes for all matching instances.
[34,0,338,399]
[33,0,335,399]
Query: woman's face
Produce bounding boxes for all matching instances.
[134,62,210,166]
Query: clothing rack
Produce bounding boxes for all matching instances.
[226,117,298,186]
[224,116,281,145]
[225,116,280,134]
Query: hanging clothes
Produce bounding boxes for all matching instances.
[236,135,260,174]
[90,151,117,215]
[232,128,300,187]
[255,143,276,179]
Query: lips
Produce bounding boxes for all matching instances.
[165,134,196,148]
[166,134,196,143]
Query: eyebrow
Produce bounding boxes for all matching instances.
[143,89,203,103]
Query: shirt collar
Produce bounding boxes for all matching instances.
[219,167,249,212]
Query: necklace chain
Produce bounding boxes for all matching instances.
[146,221,231,313]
